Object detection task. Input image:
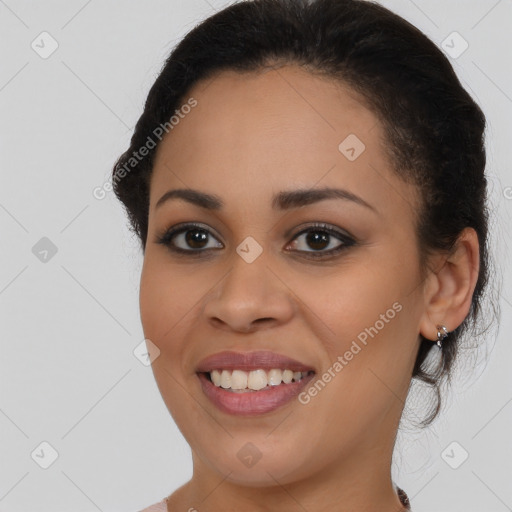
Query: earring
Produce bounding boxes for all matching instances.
[436,325,449,349]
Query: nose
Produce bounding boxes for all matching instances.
[203,254,295,333]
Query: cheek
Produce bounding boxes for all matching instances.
[139,258,204,340]
[287,271,414,454]
[290,251,419,392]
[139,263,170,340]
[138,260,202,412]
[294,262,406,344]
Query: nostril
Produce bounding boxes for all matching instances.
[250,318,276,330]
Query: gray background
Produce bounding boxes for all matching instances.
[0,1,511,511]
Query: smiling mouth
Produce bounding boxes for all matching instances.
[194,350,317,414]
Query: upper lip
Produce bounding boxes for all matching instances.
[195,350,315,373]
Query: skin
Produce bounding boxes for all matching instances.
[138,64,480,512]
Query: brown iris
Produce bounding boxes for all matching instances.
[306,231,329,250]
[185,229,209,248]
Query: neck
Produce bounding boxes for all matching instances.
[168,438,406,511]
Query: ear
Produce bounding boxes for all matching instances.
[418,227,480,341]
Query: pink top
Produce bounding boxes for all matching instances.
[137,498,167,512]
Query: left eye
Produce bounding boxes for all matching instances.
[287,225,352,253]
[159,224,223,251]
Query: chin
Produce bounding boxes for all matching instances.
[194,439,318,487]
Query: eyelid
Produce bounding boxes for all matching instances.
[287,221,355,241]
[160,221,223,241]
[284,222,356,254]
[155,222,224,253]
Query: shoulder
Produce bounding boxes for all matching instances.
[137,498,167,512]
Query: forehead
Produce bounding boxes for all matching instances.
[149,65,415,218]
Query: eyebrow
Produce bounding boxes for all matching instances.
[155,187,378,214]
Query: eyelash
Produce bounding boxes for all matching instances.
[155,222,356,259]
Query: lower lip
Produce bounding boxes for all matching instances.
[197,372,316,416]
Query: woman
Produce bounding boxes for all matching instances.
[112,0,493,510]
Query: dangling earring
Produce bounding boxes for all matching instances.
[436,325,449,349]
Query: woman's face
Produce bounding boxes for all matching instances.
[140,65,427,486]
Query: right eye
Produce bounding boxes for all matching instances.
[156,223,224,254]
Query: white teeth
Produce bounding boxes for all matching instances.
[268,369,283,386]
[231,370,248,390]
[282,369,293,384]
[220,370,231,389]
[211,369,221,386]
[208,368,310,390]
[248,369,267,390]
